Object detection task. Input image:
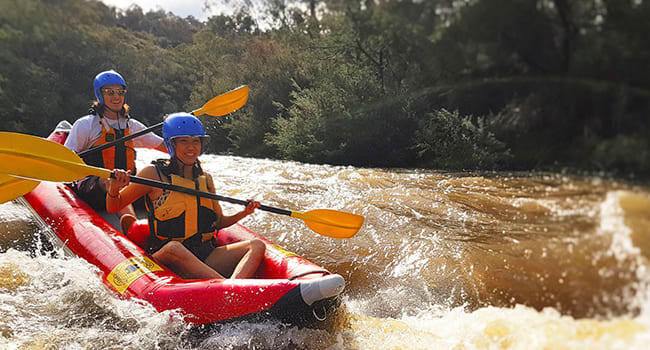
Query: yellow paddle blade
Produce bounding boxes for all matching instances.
[0,174,39,204]
[192,85,249,117]
[292,209,364,238]
[0,132,111,182]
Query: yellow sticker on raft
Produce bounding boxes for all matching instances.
[269,244,298,258]
[106,256,163,295]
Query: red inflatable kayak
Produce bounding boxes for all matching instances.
[21,121,344,327]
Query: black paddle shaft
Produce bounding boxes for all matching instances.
[124,174,292,217]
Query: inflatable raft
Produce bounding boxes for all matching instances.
[20,122,345,327]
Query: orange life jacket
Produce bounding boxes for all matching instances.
[146,174,219,243]
[82,118,136,172]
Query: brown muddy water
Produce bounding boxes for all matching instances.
[1,149,649,349]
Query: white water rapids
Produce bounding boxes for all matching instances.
[1,149,650,349]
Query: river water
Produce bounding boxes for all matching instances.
[1,149,650,349]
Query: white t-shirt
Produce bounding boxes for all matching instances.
[64,114,163,153]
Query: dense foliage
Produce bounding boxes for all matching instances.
[1,0,648,178]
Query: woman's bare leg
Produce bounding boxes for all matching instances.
[119,213,137,234]
[153,241,225,280]
[117,204,136,217]
[204,239,266,279]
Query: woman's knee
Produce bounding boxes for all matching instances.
[249,239,266,255]
[155,241,188,262]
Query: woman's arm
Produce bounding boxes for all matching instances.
[129,119,167,153]
[205,173,260,229]
[216,201,260,229]
[64,116,94,152]
[155,143,168,153]
[106,165,156,213]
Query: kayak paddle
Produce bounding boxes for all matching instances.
[0,174,39,204]
[0,132,364,238]
[78,85,249,157]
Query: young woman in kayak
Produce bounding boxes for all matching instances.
[105,112,265,279]
[65,70,166,227]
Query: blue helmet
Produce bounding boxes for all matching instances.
[162,112,211,158]
[93,70,127,105]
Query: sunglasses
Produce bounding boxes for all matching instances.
[102,88,127,96]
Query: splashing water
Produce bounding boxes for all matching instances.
[0,149,649,349]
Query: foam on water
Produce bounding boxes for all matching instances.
[336,303,650,350]
[0,150,648,349]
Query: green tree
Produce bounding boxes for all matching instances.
[414,109,511,170]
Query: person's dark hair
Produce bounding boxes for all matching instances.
[89,101,130,118]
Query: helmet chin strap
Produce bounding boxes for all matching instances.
[178,158,195,167]
[173,155,197,177]
[105,105,120,113]
[102,104,122,118]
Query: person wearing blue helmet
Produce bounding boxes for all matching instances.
[105,113,265,280]
[64,70,166,223]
